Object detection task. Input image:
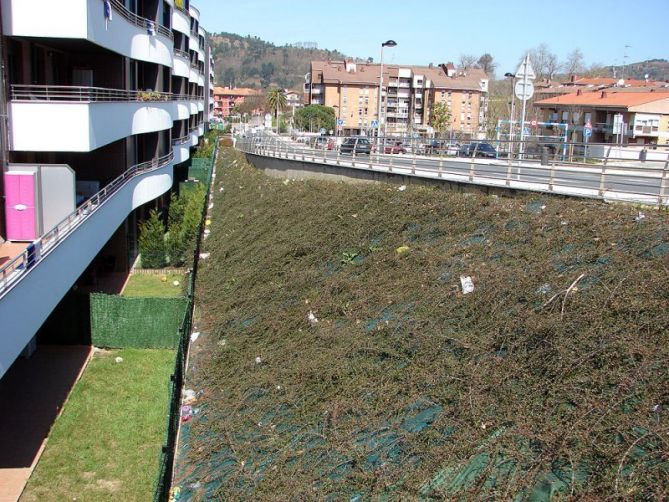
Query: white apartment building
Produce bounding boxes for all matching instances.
[0,0,213,378]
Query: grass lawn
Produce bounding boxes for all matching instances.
[122,273,185,297]
[21,348,175,502]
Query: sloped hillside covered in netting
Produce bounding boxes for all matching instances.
[174,148,668,501]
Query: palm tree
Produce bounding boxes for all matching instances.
[266,88,287,134]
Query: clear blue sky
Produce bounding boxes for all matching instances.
[195,0,667,76]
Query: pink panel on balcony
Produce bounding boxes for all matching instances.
[5,172,37,241]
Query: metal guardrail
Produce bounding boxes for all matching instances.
[0,152,174,297]
[109,0,173,40]
[237,134,669,208]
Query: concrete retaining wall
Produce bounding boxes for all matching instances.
[245,153,531,198]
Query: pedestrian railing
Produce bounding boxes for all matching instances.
[0,152,174,298]
[237,134,669,207]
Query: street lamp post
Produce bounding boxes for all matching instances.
[504,72,516,158]
[377,40,397,148]
[333,105,340,137]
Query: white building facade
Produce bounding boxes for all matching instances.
[0,0,213,378]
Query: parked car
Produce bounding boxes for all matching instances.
[314,136,335,150]
[457,142,498,158]
[384,141,407,154]
[420,140,459,156]
[340,137,372,155]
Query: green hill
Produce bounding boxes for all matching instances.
[621,59,669,82]
[209,32,348,90]
[174,147,669,500]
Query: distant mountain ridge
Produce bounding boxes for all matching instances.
[208,32,350,91]
[207,32,669,89]
[606,59,669,82]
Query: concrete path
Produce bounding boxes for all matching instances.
[0,345,91,502]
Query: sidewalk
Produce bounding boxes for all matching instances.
[0,345,91,502]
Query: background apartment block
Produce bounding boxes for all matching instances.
[0,0,212,379]
[305,60,488,137]
[213,86,263,117]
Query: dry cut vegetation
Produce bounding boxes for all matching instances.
[175,148,668,500]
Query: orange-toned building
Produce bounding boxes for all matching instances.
[213,86,263,118]
[534,89,669,145]
[304,60,488,137]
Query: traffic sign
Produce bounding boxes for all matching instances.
[514,80,534,100]
[371,120,379,129]
[530,120,537,127]
[336,119,344,126]
[515,55,536,80]
[584,127,592,139]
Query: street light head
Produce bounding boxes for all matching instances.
[504,72,515,78]
[382,40,397,48]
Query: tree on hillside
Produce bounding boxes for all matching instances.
[459,54,477,70]
[222,68,235,88]
[231,95,266,116]
[477,53,497,77]
[563,49,585,77]
[260,62,275,87]
[429,102,452,137]
[294,105,336,132]
[266,88,287,133]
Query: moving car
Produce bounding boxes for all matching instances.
[457,142,497,158]
[340,137,372,155]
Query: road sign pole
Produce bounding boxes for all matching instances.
[518,56,529,161]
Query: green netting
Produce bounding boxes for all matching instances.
[90,294,188,348]
[154,142,218,502]
[188,158,213,184]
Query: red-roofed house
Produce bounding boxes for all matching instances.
[534,90,669,144]
[213,87,264,118]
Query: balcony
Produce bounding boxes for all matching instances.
[189,32,200,52]
[633,125,660,137]
[189,97,199,115]
[189,63,199,83]
[189,126,199,146]
[172,3,191,36]
[9,85,175,152]
[0,152,174,378]
[172,135,191,164]
[2,0,173,68]
[174,96,191,120]
[173,48,191,78]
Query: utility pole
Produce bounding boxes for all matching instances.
[377,40,397,147]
